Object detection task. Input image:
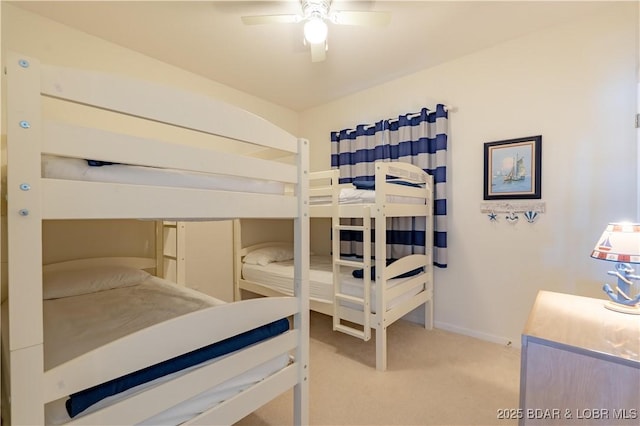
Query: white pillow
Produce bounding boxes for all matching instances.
[243,245,294,266]
[43,265,150,300]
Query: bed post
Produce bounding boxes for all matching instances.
[155,221,164,277]
[232,219,242,301]
[6,53,45,424]
[425,174,435,330]
[374,162,388,371]
[293,138,310,425]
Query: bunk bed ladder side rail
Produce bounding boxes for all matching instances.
[332,183,372,341]
[293,138,310,426]
[5,53,46,425]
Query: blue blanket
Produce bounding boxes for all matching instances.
[352,259,423,280]
[86,160,120,166]
[66,317,289,418]
[352,179,422,190]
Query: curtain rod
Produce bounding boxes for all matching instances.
[411,104,455,114]
[342,105,455,132]
[385,104,455,123]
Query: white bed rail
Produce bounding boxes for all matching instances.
[309,169,340,199]
[41,179,299,220]
[383,254,429,281]
[43,120,298,184]
[68,333,298,425]
[310,162,431,218]
[39,62,298,154]
[43,296,297,402]
[374,162,431,209]
[381,162,429,185]
[42,256,157,272]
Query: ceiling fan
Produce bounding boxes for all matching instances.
[241,0,391,62]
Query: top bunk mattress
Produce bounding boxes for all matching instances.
[42,155,285,195]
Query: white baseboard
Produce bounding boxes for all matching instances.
[401,308,520,348]
[433,320,521,349]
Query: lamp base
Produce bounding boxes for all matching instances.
[604,300,640,315]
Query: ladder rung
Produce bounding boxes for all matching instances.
[334,323,367,340]
[335,224,365,231]
[334,259,366,268]
[335,293,365,305]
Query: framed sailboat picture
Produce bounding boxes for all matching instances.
[483,135,542,200]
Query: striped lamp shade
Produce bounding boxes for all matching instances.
[591,223,640,263]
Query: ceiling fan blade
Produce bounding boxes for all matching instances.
[309,42,327,63]
[241,14,301,25]
[331,10,391,27]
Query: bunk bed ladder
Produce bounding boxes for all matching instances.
[332,207,372,341]
[160,221,186,285]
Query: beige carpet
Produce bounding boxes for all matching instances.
[236,311,521,426]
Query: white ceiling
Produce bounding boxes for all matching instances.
[11,1,616,111]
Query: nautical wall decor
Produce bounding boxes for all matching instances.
[523,210,539,223]
[505,212,519,224]
[483,135,542,200]
[480,201,545,223]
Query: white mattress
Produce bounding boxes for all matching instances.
[242,255,425,312]
[1,276,289,425]
[42,155,285,194]
[44,276,225,370]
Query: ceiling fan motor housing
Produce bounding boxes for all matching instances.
[302,0,332,20]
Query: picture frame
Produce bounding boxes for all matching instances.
[483,135,542,200]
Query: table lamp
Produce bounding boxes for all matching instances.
[591,222,640,314]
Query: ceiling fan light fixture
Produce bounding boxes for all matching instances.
[241,0,390,63]
[304,17,328,44]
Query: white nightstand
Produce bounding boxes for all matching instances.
[519,290,639,425]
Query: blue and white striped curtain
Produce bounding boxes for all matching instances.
[330,105,448,268]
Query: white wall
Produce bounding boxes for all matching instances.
[300,3,639,345]
[184,221,234,302]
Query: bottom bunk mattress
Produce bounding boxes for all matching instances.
[1,265,290,425]
[242,254,425,312]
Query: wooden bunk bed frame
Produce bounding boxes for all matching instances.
[3,52,309,425]
[235,163,433,371]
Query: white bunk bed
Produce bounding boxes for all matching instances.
[2,53,309,425]
[235,163,433,371]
